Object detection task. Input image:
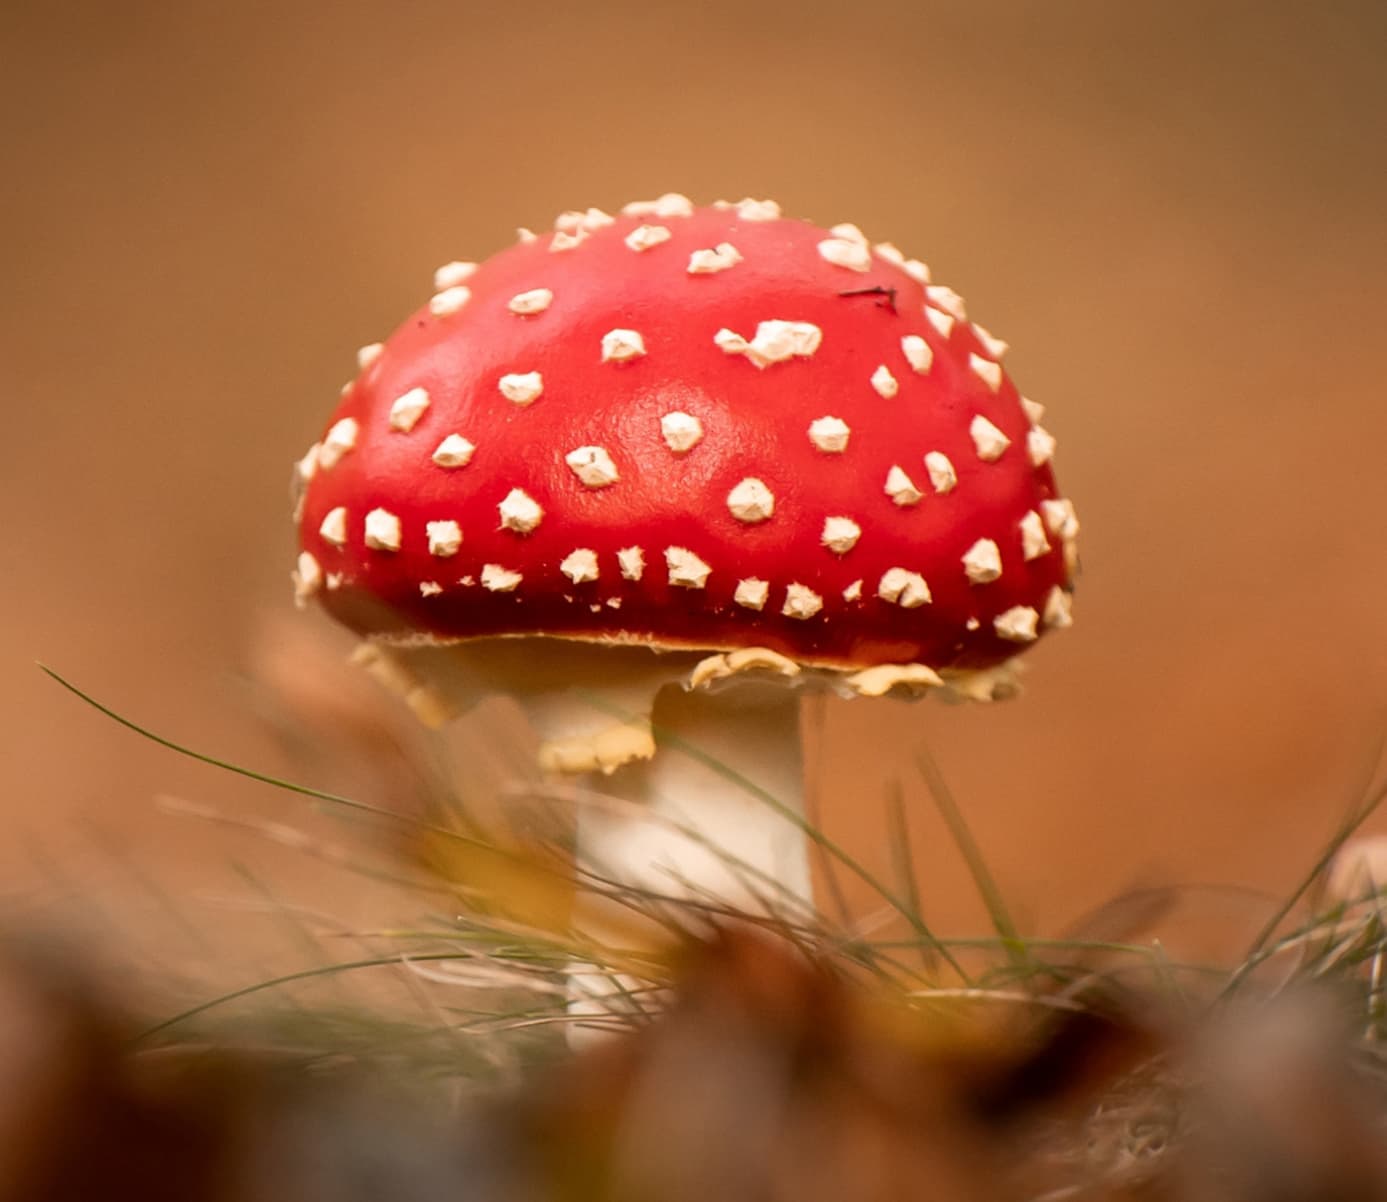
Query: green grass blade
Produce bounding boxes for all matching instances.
[915,746,1029,973]
[884,779,935,972]
[662,724,968,980]
[38,664,591,893]
[138,951,501,1041]
[1225,765,1387,999]
[40,664,409,822]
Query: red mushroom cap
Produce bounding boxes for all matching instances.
[293,197,1076,672]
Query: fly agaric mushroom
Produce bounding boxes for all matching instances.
[291,195,1078,923]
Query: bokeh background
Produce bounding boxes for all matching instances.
[3,0,1386,982]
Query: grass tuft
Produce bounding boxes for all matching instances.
[33,662,1387,1195]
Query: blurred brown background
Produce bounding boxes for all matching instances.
[3,0,1386,978]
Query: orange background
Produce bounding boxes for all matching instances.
[3,0,1386,977]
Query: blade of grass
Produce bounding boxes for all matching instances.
[1144,938,1189,1010]
[45,665,839,947]
[229,859,350,1010]
[39,666,623,913]
[18,831,130,945]
[40,664,418,825]
[884,778,935,973]
[136,950,527,1041]
[156,795,438,895]
[78,817,216,957]
[574,691,968,981]
[1224,764,1387,1000]
[802,691,854,928]
[915,746,1029,974]
[664,729,967,977]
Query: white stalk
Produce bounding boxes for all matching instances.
[573,681,811,921]
[349,637,817,1036]
[564,680,812,1041]
[356,639,814,910]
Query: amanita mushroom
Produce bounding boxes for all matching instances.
[291,195,1078,930]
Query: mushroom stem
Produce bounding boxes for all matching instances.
[574,682,812,924]
[564,682,811,1040]
[357,641,814,915]
[347,638,816,1030]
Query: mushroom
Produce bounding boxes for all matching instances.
[291,196,1078,937]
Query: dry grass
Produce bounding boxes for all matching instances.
[21,664,1387,1200]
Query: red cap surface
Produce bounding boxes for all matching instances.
[293,197,1077,672]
